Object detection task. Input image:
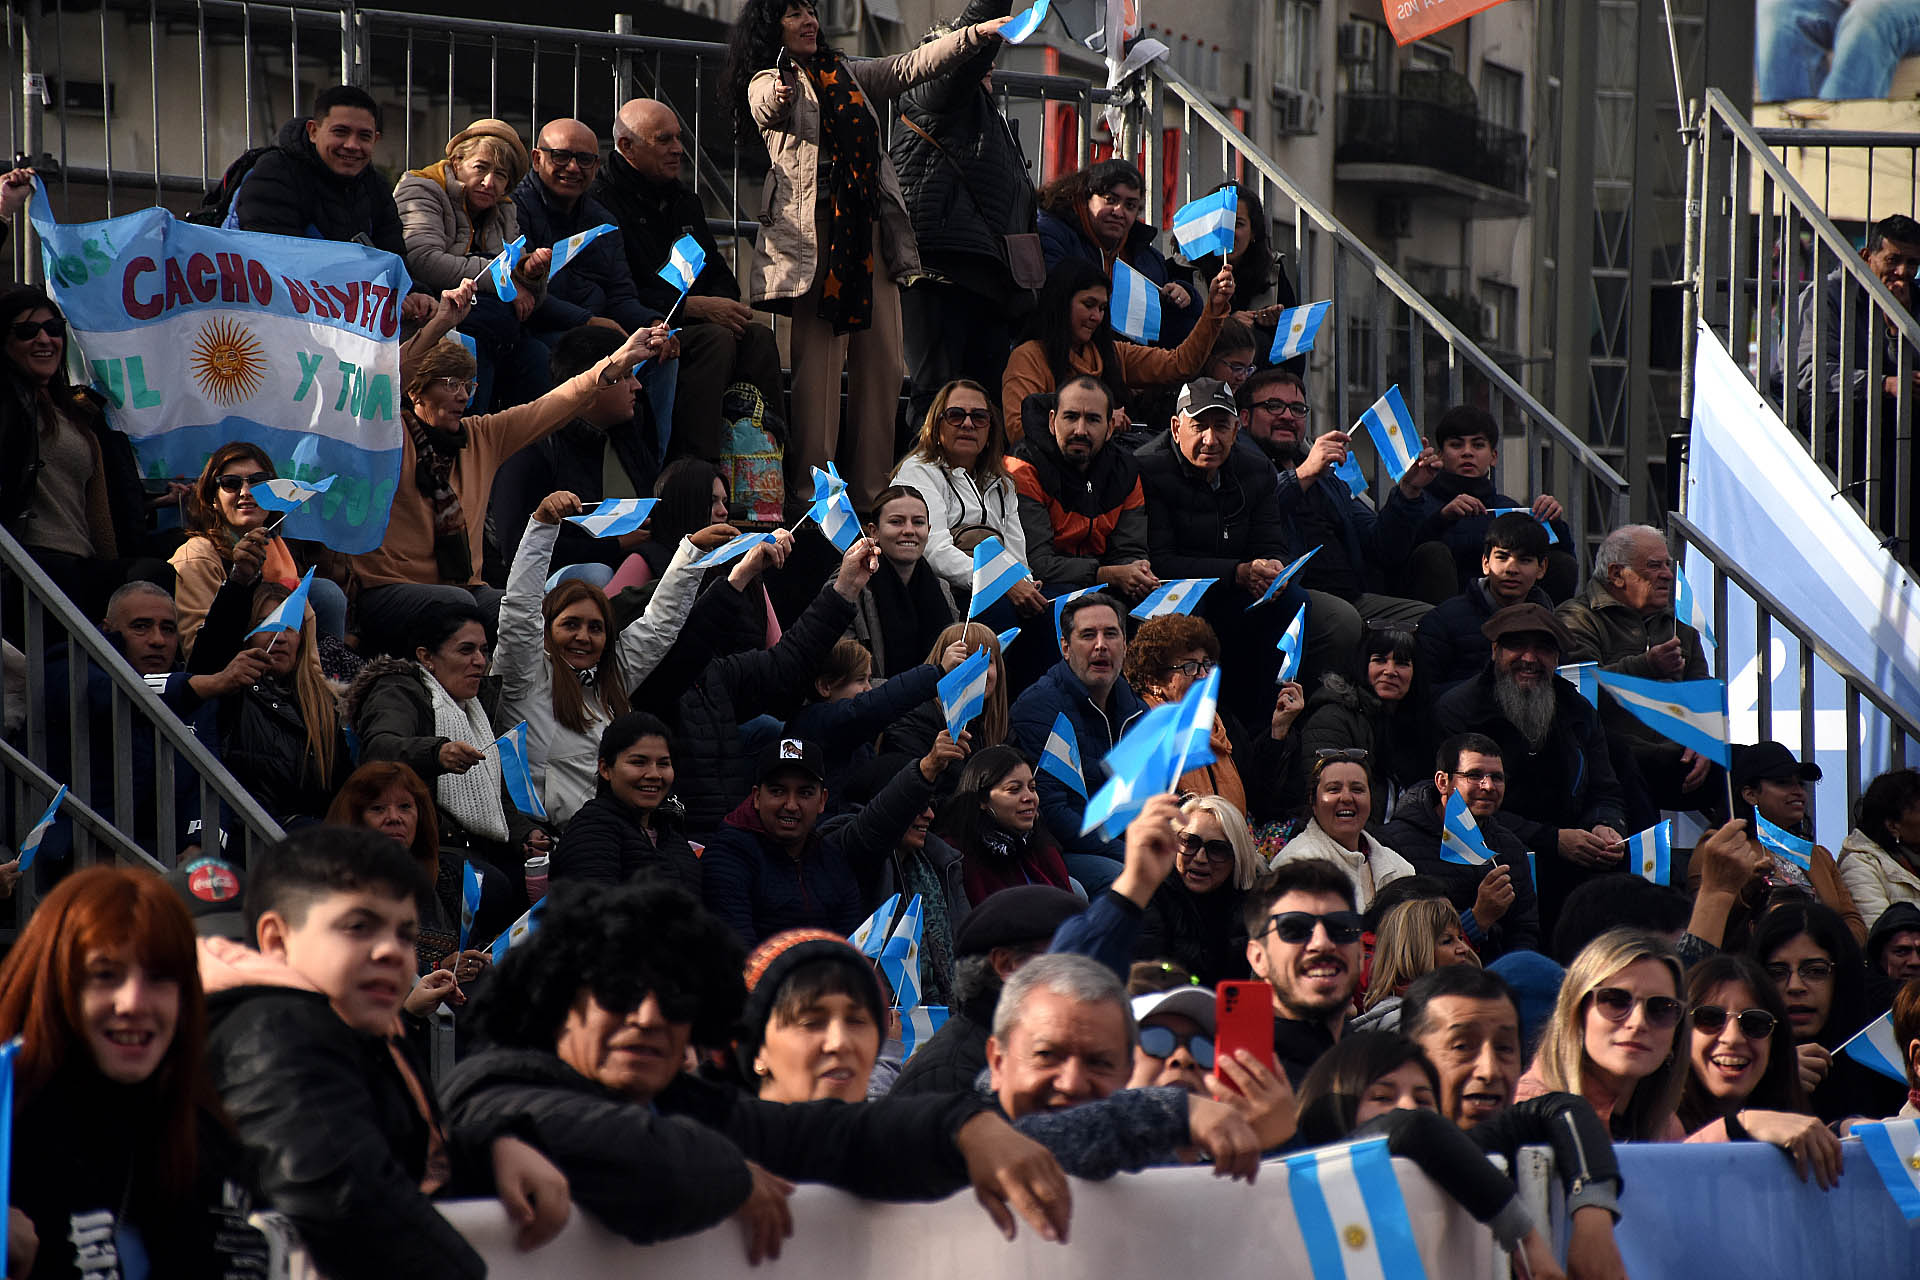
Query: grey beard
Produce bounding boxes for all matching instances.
[1493,665,1558,748]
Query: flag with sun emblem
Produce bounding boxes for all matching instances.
[28,180,409,554]
[1283,1137,1427,1280]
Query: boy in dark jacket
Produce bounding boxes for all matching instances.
[1415,511,1556,695]
[201,827,571,1280]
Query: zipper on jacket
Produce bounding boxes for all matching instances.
[1557,1110,1595,1197]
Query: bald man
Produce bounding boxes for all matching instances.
[593,98,783,463]
[514,117,659,340]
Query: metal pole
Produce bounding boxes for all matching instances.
[1677,96,1701,430]
[18,0,41,281]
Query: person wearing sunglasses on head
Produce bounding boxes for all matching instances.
[1134,796,1261,988]
[1273,750,1415,913]
[1242,857,1371,1087]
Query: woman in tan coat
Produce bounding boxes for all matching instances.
[722,1,1016,509]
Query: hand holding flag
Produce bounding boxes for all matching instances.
[999,0,1051,44]
[565,497,657,538]
[1129,577,1216,620]
[1109,258,1162,343]
[1625,820,1673,884]
[250,473,337,516]
[1439,789,1494,865]
[485,235,528,303]
[18,783,67,871]
[1590,670,1731,766]
[968,536,1030,619]
[548,223,618,279]
[1247,547,1320,610]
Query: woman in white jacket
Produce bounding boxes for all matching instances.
[1839,767,1920,929]
[1273,751,1413,912]
[494,490,734,824]
[889,379,1045,620]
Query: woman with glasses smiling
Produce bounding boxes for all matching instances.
[1134,795,1261,987]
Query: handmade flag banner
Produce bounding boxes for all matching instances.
[898,1005,950,1058]
[1039,712,1088,798]
[1626,820,1673,884]
[1130,577,1216,620]
[1674,565,1719,647]
[1855,1118,1920,1221]
[485,235,527,303]
[812,489,862,552]
[246,567,317,638]
[29,182,408,553]
[1282,1136,1426,1280]
[1357,385,1421,483]
[1000,0,1051,44]
[1332,448,1368,497]
[691,531,776,569]
[1270,300,1332,363]
[494,720,549,820]
[17,784,67,871]
[969,536,1029,619]
[1170,186,1237,262]
[1109,258,1162,343]
[250,473,337,514]
[879,895,925,1010]
[547,223,618,280]
[849,893,901,959]
[1053,585,1101,642]
[1484,507,1561,544]
[1248,546,1321,610]
[1439,789,1494,866]
[490,897,547,964]
[1557,662,1599,708]
[1590,671,1732,766]
[565,497,657,539]
[658,234,706,297]
[1838,1011,1909,1085]
[459,862,483,952]
[1276,602,1308,683]
[1754,812,1814,871]
[938,646,992,738]
[994,625,1022,652]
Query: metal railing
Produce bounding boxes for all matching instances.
[1335,92,1528,197]
[1686,88,1919,566]
[1751,124,1920,227]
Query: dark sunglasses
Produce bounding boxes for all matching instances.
[1176,833,1235,863]
[1690,1005,1778,1040]
[939,407,993,428]
[1589,987,1684,1030]
[1259,910,1365,946]
[1138,1024,1214,1068]
[538,146,600,171]
[214,471,272,493]
[10,317,65,341]
[598,981,698,1023]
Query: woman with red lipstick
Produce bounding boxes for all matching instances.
[936,745,1070,904]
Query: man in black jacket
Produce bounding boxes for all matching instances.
[515,118,658,341]
[1242,858,1363,1086]
[594,98,784,461]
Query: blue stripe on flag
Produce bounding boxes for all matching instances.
[1626,820,1672,884]
[487,235,527,302]
[1248,546,1320,609]
[1001,0,1051,43]
[1557,662,1599,707]
[1590,670,1731,766]
[548,223,618,279]
[1052,585,1100,643]
[1270,300,1332,362]
[1350,1137,1429,1279]
[1110,258,1162,343]
[1440,789,1494,865]
[1357,385,1421,481]
[18,783,67,871]
[1754,812,1814,871]
[1283,1149,1347,1280]
[1856,1120,1920,1221]
[849,894,900,960]
[565,497,657,538]
[658,234,706,295]
[1674,565,1718,647]
[246,566,316,637]
[1170,186,1237,261]
[495,720,548,820]
[969,536,1029,618]
[1483,507,1560,544]
[1129,576,1215,619]
[1276,602,1308,684]
[1839,1011,1911,1085]
[1039,712,1088,798]
[937,645,991,738]
[691,531,775,569]
[459,860,482,953]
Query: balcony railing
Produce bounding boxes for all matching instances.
[1335,92,1528,199]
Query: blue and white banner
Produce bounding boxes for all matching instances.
[1039,712,1088,798]
[1838,1010,1909,1085]
[897,1005,949,1058]
[1247,546,1320,610]
[1626,819,1672,884]
[1130,577,1215,620]
[1000,0,1051,43]
[548,223,618,280]
[246,566,316,638]
[1755,812,1815,871]
[1557,661,1599,708]
[1109,258,1162,344]
[849,893,901,959]
[968,536,1028,619]
[1276,602,1307,683]
[937,646,991,739]
[565,498,657,539]
[1439,789,1493,866]
[459,861,483,953]
[1674,564,1718,647]
[1169,187,1236,262]
[1269,300,1332,363]
[1591,671,1732,766]
[812,489,862,552]
[1357,384,1421,482]
[30,184,409,553]
[18,783,67,871]
[493,720,548,820]
[1283,1136,1427,1280]
[1855,1119,1920,1221]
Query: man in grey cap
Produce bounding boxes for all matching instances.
[1434,603,1629,932]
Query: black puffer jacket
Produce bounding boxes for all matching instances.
[0,379,146,557]
[233,118,406,254]
[1135,876,1249,987]
[553,787,702,895]
[1380,781,1541,960]
[1134,432,1290,583]
[590,150,744,316]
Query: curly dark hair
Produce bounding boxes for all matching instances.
[1122,614,1220,699]
[723,0,839,148]
[472,880,746,1048]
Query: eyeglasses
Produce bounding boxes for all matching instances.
[1216,361,1258,379]
[1176,833,1236,864]
[1258,910,1365,946]
[1690,1005,1778,1040]
[214,471,272,494]
[1165,658,1215,678]
[538,146,600,171]
[1762,959,1835,984]
[1138,1024,1215,1068]
[1450,768,1506,785]
[940,407,993,429]
[1589,987,1685,1030]
[10,317,65,342]
[1249,399,1310,419]
[432,377,479,396]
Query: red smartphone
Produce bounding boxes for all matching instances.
[1213,980,1276,1092]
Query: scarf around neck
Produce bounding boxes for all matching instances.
[419,662,509,843]
[406,416,472,583]
[803,54,883,333]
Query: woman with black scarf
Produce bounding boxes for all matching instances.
[847,485,960,678]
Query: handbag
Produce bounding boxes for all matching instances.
[898,113,1046,290]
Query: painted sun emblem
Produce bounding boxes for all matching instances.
[1342,1223,1369,1250]
[189,317,267,405]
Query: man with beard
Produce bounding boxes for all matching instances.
[1434,604,1627,935]
[1241,857,1365,1085]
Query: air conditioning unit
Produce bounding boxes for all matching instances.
[1270,85,1317,136]
[1337,22,1378,65]
[819,0,859,34]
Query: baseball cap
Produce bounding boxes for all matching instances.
[1732,740,1822,791]
[165,855,249,941]
[1176,378,1239,419]
[1130,985,1216,1034]
[755,737,826,785]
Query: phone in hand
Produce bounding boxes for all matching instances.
[1213,980,1276,1093]
[776,47,794,79]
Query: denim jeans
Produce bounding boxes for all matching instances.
[1756,0,1920,100]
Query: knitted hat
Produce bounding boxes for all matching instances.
[735,929,885,1080]
[445,118,529,186]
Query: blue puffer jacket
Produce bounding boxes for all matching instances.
[1009,659,1148,861]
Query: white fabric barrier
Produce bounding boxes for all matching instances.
[438,1159,1503,1279]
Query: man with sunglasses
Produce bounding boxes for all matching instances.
[1241,858,1367,1086]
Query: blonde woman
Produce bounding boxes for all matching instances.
[1135,794,1260,986]
[1516,928,1689,1141]
[1357,898,1480,1028]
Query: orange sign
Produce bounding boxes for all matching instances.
[1381,0,1513,45]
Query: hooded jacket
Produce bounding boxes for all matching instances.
[1381,781,1541,960]
[1007,416,1151,588]
[234,117,406,254]
[1009,659,1149,861]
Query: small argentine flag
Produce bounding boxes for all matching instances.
[1754,812,1814,871]
[251,473,336,514]
[1170,186,1237,262]
[1270,300,1331,363]
[937,645,991,738]
[1276,602,1308,683]
[0,1035,17,1268]
[565,497,657,539]
[1673,564,1718,648]
[1168,669,1221,779]
[493,720,549,820]
[1248,546,1321,610]
[812,489,861,552]
[1109,257,1162,344]
[1000,0,1050,43]
[1357,385,1421,483]
[994,625,1022,652]
[879,894,925,1010]
[898,1005,950,1058]
[17,783,67,871]
[1625,820,1672,884]
[968,536,1029,619]
[1484,507,1560,544]
[246,567,316,638]
[1838,1010,1910,1085]
[485,235,527,302]
[849,893,901,959]
[1080,699,1183,837]
[1557,662,1599,708]
[1854,1118,1920,1221]
[691,531,775,569]
[1052,585,1101,642]
[657,233,706,297]
[1332,448,1368,498]
[548,222,617,280]
[1283,1136,1427,1280]
[490,897,547,964]
[1130,577,1216,620]
[1039,712,1088,798]
[1439,789,1494,866]
[458,861,483,953]
[807,463,848,522]
[1591,670,1731,767]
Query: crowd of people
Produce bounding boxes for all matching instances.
[1,3,1919,1275]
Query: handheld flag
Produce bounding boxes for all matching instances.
[1269,300,1332,362]
[1439,789,1494,866]
[493,720,549,820]
[0,1034,16,1268]
[1674,564,1718,647]
[1754,812,1814,871]
[1484,507,1561,545]
[1109,258,1162,343]
[1000,0,1051,44]
[1283,1137,1426,1280]
[1625,820,1673,884]
[898,1005,950,1058]
[807,462,848,517]
[1167,668,1221,780]
[246,567,316,638]
[485,235,527,303]
[1052,585,1101,642]
[1331,448,1367,497]
[691,531,775,569]
[17,783,67,871]
[1854,1118,1920,1221]
[1276,602,1307,683]
[1169,186,1237,262]
[1039,712,1088,798]
[565,497,657,539]
[994,625,1022,652]
[1079,699,1184,838]
[1557,662,1599,708]
[811,489,862,552]
[1590,671,1731,766]
[251,473,337,514]
[937,645,992,738]
[849,893,902,959]
[548,222,618,279]
[1129,577,1216,620]
[657,234,706,297]
[968,536,1029,619]
[459,862,483,953]
[1839,1011,1909,1085]
[1247,546,1321,610]
[489,897,547,964]
[879,894,925,1010]
[1356,385,1421,483]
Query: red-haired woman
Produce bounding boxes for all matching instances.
[0,866,266,1277]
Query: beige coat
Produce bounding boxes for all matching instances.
[747,27,985,305]
[393,161,544,301]
[1838,827,1920,930]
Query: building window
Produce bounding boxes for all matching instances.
[1277,1,1319,93]
[1479,278,1519,350]
[1406,41,1454,75]
[1482,61,1524,133]
[1336,16,1384,94]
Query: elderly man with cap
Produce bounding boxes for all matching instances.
[1731,740,1866,943]
[700,733,964,949]
[1435,603,1628,933]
